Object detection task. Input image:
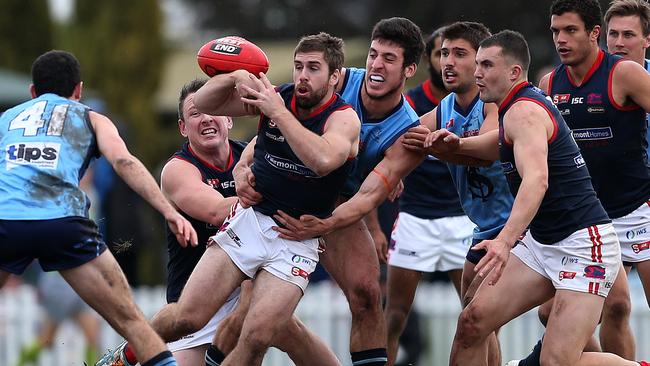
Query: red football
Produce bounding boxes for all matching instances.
[197,36,270,77]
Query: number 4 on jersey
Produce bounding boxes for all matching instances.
[8,100,68,137]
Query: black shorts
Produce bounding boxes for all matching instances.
[466,237,489,265]
[0,216,107,274]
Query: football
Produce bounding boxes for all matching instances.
[197,36,270,77]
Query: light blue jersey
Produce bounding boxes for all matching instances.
[437,93,514,240]
[339,67,420,195]
[0,93,98,219]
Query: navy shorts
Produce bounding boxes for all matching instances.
[0,216,107,274]
[466,237,489,265]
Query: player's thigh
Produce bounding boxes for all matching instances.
[59,250,139,325]
[543,289,604,362]
[636,260,650,306]
[320,219,380,292]
[174,345,209,366]
[386,265,422,311]
[242,270,302,336]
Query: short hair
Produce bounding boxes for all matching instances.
[178,78,208,120]
[424,26,445,58]
[31,50,81,97]
[480,30,531,72]
[294,32,345,75]
[441,21,492,51]
[371,17,425,67]
[605,0,650,36]
[551,0,603,31]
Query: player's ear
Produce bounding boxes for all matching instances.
[225,116,233,129]
[29,84,37,98]
[178,119,187,137]
[404,63,417,79]
[590,25,601,43]
[644,34,650,49]
[329,68,341,87]
[72,81,83,101]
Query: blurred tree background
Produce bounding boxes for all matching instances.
[0,0,619,284]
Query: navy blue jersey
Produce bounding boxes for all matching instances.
[253,84,354,219]
[165,140,246,303]
[549,50,650,218]
[405,80,440,116]
[400,85,464,220]
[499,82,610,244]
[645,59,650,158]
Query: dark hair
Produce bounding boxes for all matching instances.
[605,0,650,36]
[551,0,603,31]
[371,17,425,67]
[295,32,345,74]
[424,26,445,58]
[441,21,492,51]
[480,30,531,72]
[31,50,81,97]
[178,78,208,120]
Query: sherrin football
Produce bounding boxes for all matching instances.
[197,36,270,77]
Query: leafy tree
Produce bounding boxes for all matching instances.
[0,0,53,73]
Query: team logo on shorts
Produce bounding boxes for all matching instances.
[584,265,606,279]
[291,255,314,266]
[632,241,650,254]
[558,271,576,281]
[291,266,310,280]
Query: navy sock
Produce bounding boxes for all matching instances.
[351,348,388,366]
[518,339,542,366]
[141,351,176,366]
[205,345,226,366]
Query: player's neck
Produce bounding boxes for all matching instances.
[567,46,601,85]
[455,87,479,110]
[360,84,402,119]
[191,143,231,170]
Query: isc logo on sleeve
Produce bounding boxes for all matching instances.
[5,142,60,170]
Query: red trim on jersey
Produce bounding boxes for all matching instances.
[291,92,338,120]
[608,59,641,111]
[405,94,415,108]
[498,81,529,112]
[422,80,440,105]
[646,199,650,207]
[566,49,604,87]
[188,144,233,172]
[512,97,559,144]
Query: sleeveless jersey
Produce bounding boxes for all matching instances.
[405,80,440,116]
[549,50,650,218]
[399,85,463,219]
[0,93,99,219]
[499,82,610,244]
[438,92,514,240]
[339,67,420,195]
[645,59,650,158]
[165,140,245,303]
[253,83,353,219]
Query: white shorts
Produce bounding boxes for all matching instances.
[511,223,621,297]
[388,213,474,272]
[210,204,319,292]
[612,200,650,264]
[167,287,241,352]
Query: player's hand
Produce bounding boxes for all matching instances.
[370,227,389,263]
[166,211,198,247]
[272,210,332,240]
[388,179,404,202]
[239,73,286,120]
[424,128,461,154]
[472,238,511,285]
[233,164,263,208]
[402,125,431,152]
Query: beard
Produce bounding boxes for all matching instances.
[295,85,328,110]
[428,64,446,90]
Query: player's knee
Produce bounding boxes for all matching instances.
[537,305,550,326]
[274,316,306,353]
[215,315,243,353]
[385,306,409,335]
[175,312,207,335]
[603,294,631,324]
[240,326,274,353]
[347,278,382,315]
[455,304,489,347]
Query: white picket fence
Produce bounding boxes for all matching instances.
[1,278,649,366]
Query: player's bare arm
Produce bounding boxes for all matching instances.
[193,70,261,117]
[161,159,237,227]
[538,72,552,94]
[273,135,423,240]
[474,101,551,285]
[90,111,198,247]
[612,59,650,111]
[232,137,263,208]
[240,73,361,176]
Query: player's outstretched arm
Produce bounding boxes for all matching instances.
[232,137,263,208]
[90,111,198,246]
[193,70,261,117]
[161,158,237,228]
